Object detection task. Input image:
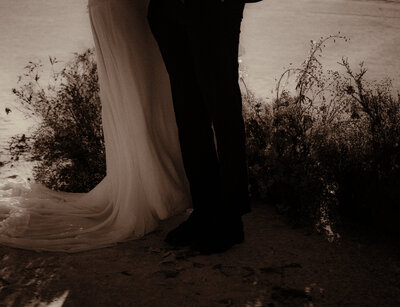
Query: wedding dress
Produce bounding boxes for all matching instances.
[0,0,190,252]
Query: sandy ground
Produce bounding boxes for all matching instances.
[0,202,399,307]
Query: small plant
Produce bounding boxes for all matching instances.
[244,34,400,235]
[10,49,105,192]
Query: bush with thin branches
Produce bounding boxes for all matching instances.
[243,35,400,235]
[9,49,105,192]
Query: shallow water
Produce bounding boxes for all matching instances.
[241,0,400,98]
[0,0,399,169]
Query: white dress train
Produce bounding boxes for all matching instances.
[0,0,190,252]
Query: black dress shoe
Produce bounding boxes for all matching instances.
[164,212,200,246]
[190,216,244,254]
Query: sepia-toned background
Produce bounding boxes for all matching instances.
[1,0,399,157]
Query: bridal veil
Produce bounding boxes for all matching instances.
[0,0,190,252]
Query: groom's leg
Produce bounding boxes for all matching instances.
[186,0,250,217]
[148,0,249,252]
[214,1,250,216]
[147,0,222,216]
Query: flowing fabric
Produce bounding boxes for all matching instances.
[0,0,190,252]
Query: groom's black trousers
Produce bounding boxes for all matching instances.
[148,0,250,218]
